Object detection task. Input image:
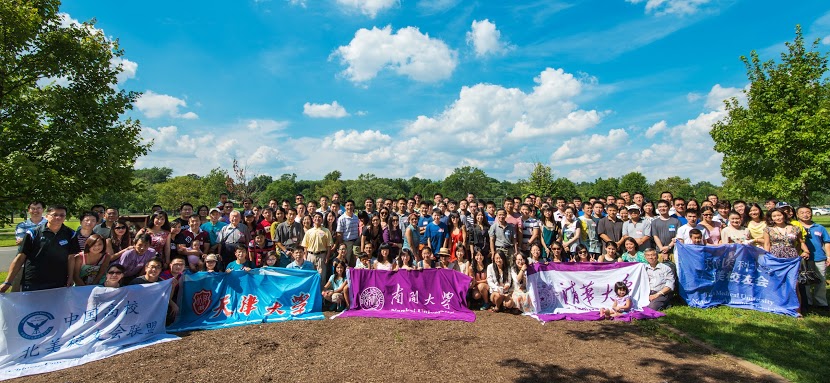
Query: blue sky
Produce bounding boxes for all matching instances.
[62,0,830,184]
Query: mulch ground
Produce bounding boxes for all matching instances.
[12,311,781,383]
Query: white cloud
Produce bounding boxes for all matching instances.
[418,0,460,13]
[550,129,629,162]
[686,92,702,102]
[404,67,602,147]
[644,120,667,138]
[321,129,392,152]
[466,19,511,57]
[824,36,830,45]
[704,84,746,110]
[112,57,138,84]
[247,146,285,166]
[287,0,307,7]
[303,101,350,118]
[135,91,199,119]
[333,25,458,83]
[245,119,289,135]
[336,0,397,18]
[626,0,712,16]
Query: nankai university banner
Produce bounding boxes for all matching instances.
[676,243,800,316]
[335,268,475,322]
[0,281,178,380]
[527,262,664,322]
[168,268,324,332]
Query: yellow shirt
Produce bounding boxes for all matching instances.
[301,226,332,253]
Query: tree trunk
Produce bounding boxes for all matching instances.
[800,181,809,206]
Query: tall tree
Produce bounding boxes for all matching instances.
[619,172,650,197]
[0,1,148,224]
[523,163,555,198]
[443,166,498,200]
[651,177,694,200]
[711,26,830,205]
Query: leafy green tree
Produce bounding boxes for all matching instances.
[154,176,203,211]
[691,181,721,202]
[711,26,830,205]
[651,177,694,200]
[0,1,148,224]
[590,177,620,199]
[261,173,298,204]
[619,172,650,197]
[134,167,173,185]
[523,163,555,198]
[552,178,579,199]
[444,166,499,200]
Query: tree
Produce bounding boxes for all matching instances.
[154,176,203,212]
[619,172,650,197]
[444,166,498,200]
[134,167,173,185]
[523,163,555,198]
[590,177,620,199]
[0,2,148,224]
[711,26,830,205]
[551,178,578,199]
[650,177,694,200]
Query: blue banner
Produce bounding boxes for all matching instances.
[168,268,324,332]
[676,243,800,316]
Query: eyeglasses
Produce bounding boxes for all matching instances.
[702,214,713,217]
[107,271,123,275]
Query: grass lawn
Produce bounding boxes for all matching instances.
[657,303,830,383]
[0,218,80,247]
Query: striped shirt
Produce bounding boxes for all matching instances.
[336,213,360,241]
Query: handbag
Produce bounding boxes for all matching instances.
[798,260,822,285]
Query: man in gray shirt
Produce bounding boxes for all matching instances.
[649,200,681,262]
[622,205,651,251]
[489,208,518,264]
[597,204,625,254]
[276,208,305,255]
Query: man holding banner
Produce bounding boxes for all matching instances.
[2,205,80,292]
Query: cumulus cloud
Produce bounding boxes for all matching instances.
[303,101,350,118]
[466,19,511,57]
[135,91,199,119]
[550,129,629,163]
[404,67,602,147]
[333,25,458,83]
[321,129,392,151]
[704,84,746,110]
[626,0,712,16]
[336,0,397,18]
[644,120,667,138]
[287,0,307,7]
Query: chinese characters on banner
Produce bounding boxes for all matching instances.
[335,268,475,322]
[0,281,178,380]
[526,262,664,322]
[676,243,800,316]
[167,268,324,332]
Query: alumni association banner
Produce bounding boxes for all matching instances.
[168,268,324,332]
[0,281,178,381]
[335,268,475,322]
[527,262,664,322]
[676,243,800,316]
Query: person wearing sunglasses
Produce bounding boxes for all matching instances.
[106,219,133,261]
[2,205,80,292]
[103,264,126,288]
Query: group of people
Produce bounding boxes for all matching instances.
[5,190,829,317]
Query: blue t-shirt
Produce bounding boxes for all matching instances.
[671,214,689,225]
[286,260,315,270]
[804,223,830,261]
[418,215,432,244]
[424,221,448,249]
[225,260,253,271]
[200,221,228,245]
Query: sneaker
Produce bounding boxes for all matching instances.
[479,303,490,311]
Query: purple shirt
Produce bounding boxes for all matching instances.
[116,247,158,278]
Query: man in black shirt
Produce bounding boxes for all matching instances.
[2,205,80,292]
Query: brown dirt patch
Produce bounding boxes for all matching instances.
[12,311,780,383]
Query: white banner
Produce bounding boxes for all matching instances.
[0,280,179,380]
[527,263,651,314]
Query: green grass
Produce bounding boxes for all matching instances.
[656,293,830,383]
[814,215,830,229]
[0,218,80,247]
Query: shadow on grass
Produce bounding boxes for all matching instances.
[659,306,830,383]
[499,358,632,383]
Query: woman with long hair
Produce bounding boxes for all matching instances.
[642,200,657,222]
[71,234,110,286]
[447,212,466,263]
[560,207,582,256]
[486,250,514,312]
[539,207,559,260]
[383,214,403,260]
[746,204,767,247]
[196,205,210,225]
[764,207,810,316]
[468,210,490,259]
[471,248,490,310]
[511,254,534,313]
[138,210,171,264]
[361,213,383,259]
[403,213,420,253]
[698,206,722,245]
[106,218,133,261]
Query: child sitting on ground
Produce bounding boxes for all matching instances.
[322,260,349,311]
[601,281,632,319]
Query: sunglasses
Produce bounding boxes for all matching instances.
[115,226,127,230]
[578,250,588,254]
[107,271,123,275]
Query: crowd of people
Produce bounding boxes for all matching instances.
[5,190,829,318]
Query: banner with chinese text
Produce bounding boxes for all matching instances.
[0,281,178,381]
[167,268,324,332]
[335,268,475,322]
[527,262,664,322]
[676,243,800,316]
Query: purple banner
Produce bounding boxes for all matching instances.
[334,268,475,322]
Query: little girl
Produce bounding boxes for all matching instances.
[204,254,220,273]
[322,261,349,311]
[601,281,632,319]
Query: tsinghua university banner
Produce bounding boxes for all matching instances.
[527,262,664,322]
[0,281,178,380]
